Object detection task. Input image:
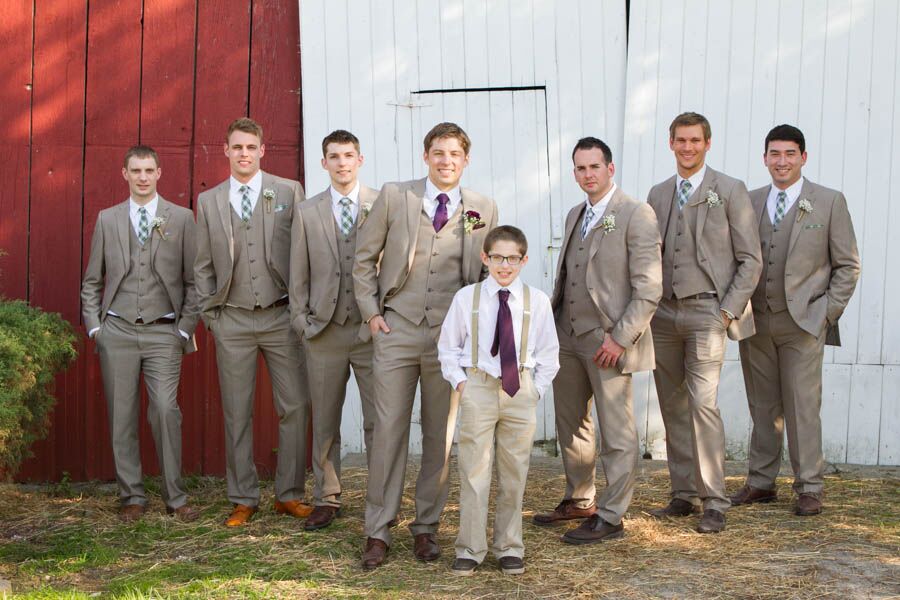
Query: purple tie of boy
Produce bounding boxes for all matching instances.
[433,193,449,232]
[491,289,520,397]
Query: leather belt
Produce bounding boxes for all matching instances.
[133,316,176,325]
[255,297,289,311]
[679,292,718,301]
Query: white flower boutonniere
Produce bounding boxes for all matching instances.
[706,189,722,207]
[601,214,616,233]
[797,198,813,220]
[150,217,167,240]
[263,188,276,213]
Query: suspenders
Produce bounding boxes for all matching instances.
[470,281,531,371]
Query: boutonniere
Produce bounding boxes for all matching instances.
[463,210,486,234]
[359,204,372,225]
[706,189,722,207]
[601,214,616,233]
[263,188,276,213]
[797,198,813,220]
[150,217,167,240]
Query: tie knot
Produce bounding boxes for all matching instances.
[138,207,147,215]
[777,191,787,200]
[680,179,692,193]
[436,193,449,206]
[340,196,352,207]
[498,289,510,304]
[239,185,249,194]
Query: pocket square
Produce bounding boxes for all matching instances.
[274,204,290,212]
[804,223,824,229]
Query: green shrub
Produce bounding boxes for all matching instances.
[0,298,77,477]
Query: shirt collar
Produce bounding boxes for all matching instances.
[129,195,159,218]
[425,177,461,205]
[676,164,707,192]
[584,182,617,212]
[330,181,360,207]
[770,176,805,203]
[483,273,524,300]
[230,171,263,195]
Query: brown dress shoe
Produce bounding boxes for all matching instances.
[413,533,441,561]
[224,504,257,527]
[696,509,726,533]
[304,505,340,530]
[166,504,200,522]
[562,514,624,545]
[730,485,777,506]
[119,504,146,523]
[795,494,823,516]
[361,537,389,570]
[274,499,314,519]
[648,498,701,519]
[532,500,596,526]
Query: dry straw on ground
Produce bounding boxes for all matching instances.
[1,457,898,599]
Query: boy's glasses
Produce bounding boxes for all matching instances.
[487,254,523,266]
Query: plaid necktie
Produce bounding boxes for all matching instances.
[339,197,354,236]
[773,191,787,227]
[580,206,595,240]
[491,289,520,397]
[137,207,149,244]
[239,185,252,222]
[677,179,693,210]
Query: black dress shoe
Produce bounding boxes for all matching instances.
[498,555,525,575]
[451,557,478,576]
[696,509,726,533]
[562,514,624,545]
[648,498,700,519]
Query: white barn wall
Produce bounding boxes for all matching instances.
[622,0,899,465]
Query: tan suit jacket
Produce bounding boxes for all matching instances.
[81,197,199,353]
[552,188,662,373]
[647,167,762,341]
[748,179,860,344]
[290,184,379,339]
[194,171,305,321]
[353,178,498,323]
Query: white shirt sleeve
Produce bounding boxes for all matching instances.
[437,289,470,390]
[529,291,561,399]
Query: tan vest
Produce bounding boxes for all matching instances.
[109,226,174,323]
[752,203,797,314]
[386,207,465,327]
[227,201,282,309]
[662,194,716,299]
[558,222,604,336]
[332,218,362,325]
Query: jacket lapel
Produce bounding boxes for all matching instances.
[116,202,131,265]
[214,182,234,261]
[150,197,170,265]
[461,189,475,280]
[406,179,426,272]
[656,175,677,242]
[788,178,814,255]
[316,195,340,262]
[754,185,770,227]
[261,172,276,263]
[691,167,716,243]
[589,188,623,261]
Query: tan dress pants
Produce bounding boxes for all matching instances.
[739,309,826,495]
[553,326,638,525]
[364,310,457,544]
[455,368,538,562]
[651,297,730,512]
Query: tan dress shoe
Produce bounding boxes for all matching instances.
[224,504,257,527]
[119,504,146,523]
[532,500,597,525]
[273,499,314,518]
[166,504,200,522]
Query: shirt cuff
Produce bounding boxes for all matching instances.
[88,327,100,338]
[450,372,468,391]
[721,308,735,320]
[179,329,190,340]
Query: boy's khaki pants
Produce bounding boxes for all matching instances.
[456,368,538,562]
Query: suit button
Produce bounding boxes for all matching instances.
[767,278,773,282]
[426,306,431,311]
[248,242,254,246]
[432,252,438,256]
[677,232,682,236]
[570,300,574,304]
[345,256,352,260]
[571,317,575,322]
[769,261,775,266]
[252,275,257,280]
[428,288,433,292]
[333,299,337,304]
[335,272,340,276]
[674,265,679,270]
[675,248,680,253]
[579,247,584,251]
[571,282,576,286]
[678,215,683,221]
[575,264,580,267]
[771,245,776,249]
[140,262,145,266]
[430,270,436,274]
[250,259,255,263]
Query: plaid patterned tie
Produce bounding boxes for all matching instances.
[580,206,595,240]
[773,191,787,228]
[239,185,252,222]
[677,179,693,210]
[137,207,149,245]
[339,197,353,236]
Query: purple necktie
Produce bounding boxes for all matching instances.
[491,289,520,397]
[433,193,449,232]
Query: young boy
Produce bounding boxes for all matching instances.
[438,225,560,576]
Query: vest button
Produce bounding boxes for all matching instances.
[675,248,680,253]
[427,288,433,292]
[335,272,340,277]
[425,307,431,311]
[333,299,337,304]
[575,264,580,267]
[769,261,775,266]
[674,265,679,270]
[677,232,682,236]
[432,252,438,256]
[430,270,436,274]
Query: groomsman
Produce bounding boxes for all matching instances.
[646,112,762,533]
[290,130,378,530]
[534,137,662,544]
[733,124,860,516]
[354,122,497,569]
[195,118,311,527]
[81,145,199,522]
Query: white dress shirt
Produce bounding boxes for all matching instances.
[438,276,560,399]
[676,164,707,201]
[129,195,159,237]
[766,176,804,223]
[423,177,462,220]
[229,171,263,217]
[330,182,360,225]
[581,182,617,233]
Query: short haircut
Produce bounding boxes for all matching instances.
[423,122,471,155]
[321,129,360,157]
[123,145,159,169]
[572,136,613,164]
[669,112,711,141]
[765,124,806,154]
[483,225,528,256]
[227,117,264,144]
